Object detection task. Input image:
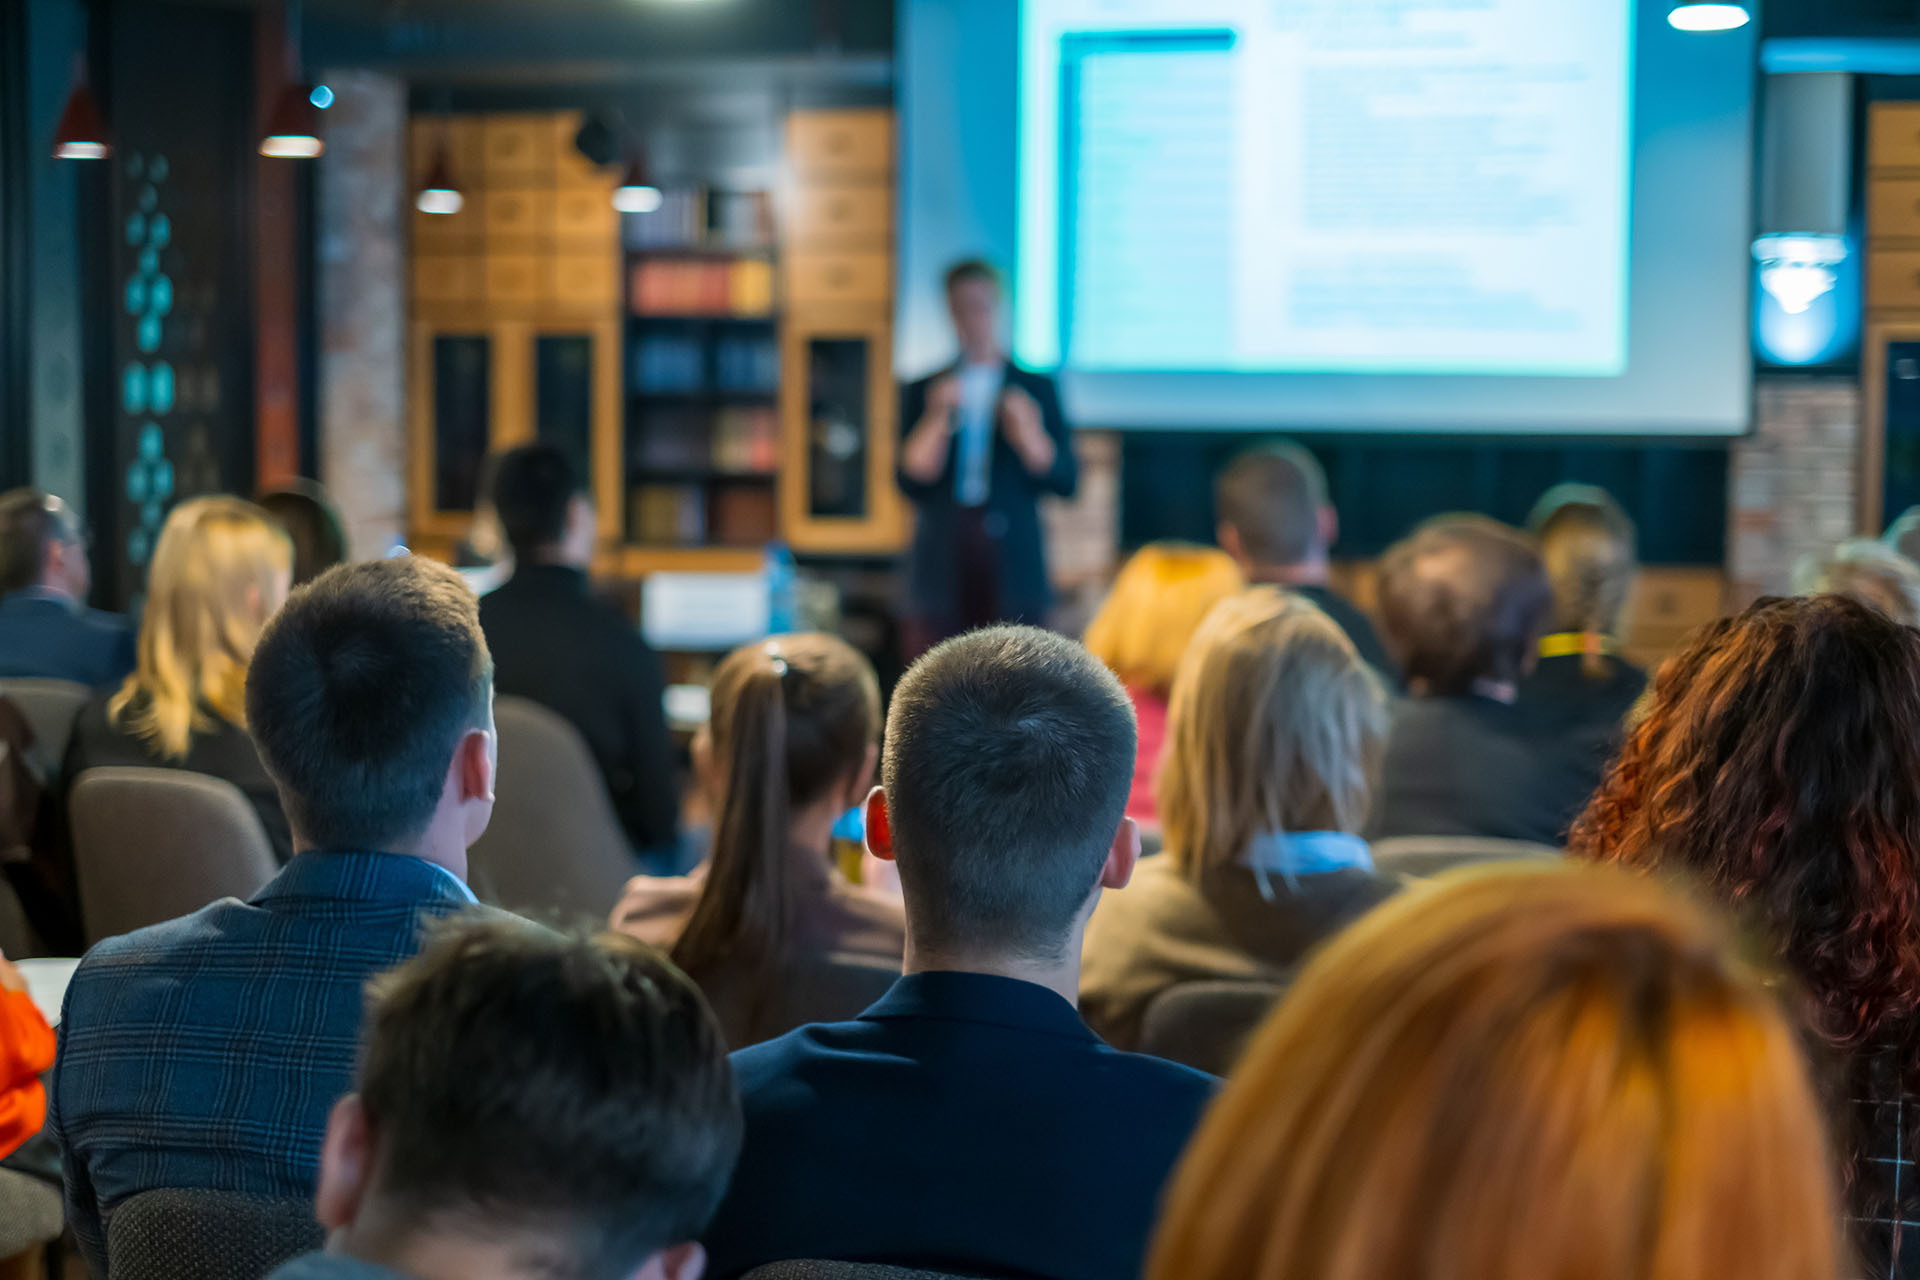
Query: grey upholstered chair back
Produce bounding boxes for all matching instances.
[743,951,902,1048]
[0,677,90,783]
[743,1262,1014,1280]
[0,1168,62,1260]
[70,767,278,944]
[1370,836,1562,880]
[106,1188,323,1280]
[466,696,637,924]
[1137,978,1288,1076]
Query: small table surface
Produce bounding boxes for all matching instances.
[14,957,79,1026]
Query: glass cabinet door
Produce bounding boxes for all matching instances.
[778,310,908,554]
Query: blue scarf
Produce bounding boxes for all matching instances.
[1241,831,1374,902]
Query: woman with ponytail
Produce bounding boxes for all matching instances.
[1515,485,1648,837]
[610,633,904,1047]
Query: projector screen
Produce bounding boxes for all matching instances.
[897,0,1758,435]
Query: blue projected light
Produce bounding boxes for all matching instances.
[1754,235,1859,367]
[309,85,335,109]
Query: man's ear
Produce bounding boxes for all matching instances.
[632,1242,707,1280]
[863,786,896,864]
[457,727,495,804]
[1317,504,1340,554]
[1217,523,1246,567]
[1099,816,1141,892]
[314,1095,373,1233]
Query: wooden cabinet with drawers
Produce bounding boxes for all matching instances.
[408,110,623,545]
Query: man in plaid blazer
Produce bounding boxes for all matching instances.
[50,556,503,1275]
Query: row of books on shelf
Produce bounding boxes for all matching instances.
[631,258,774,317]
[630,483,778,547]
[631,334,778,395]
[622,190,773,251]
[631,406,780,474]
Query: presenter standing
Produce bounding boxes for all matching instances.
[897,260,1077,654]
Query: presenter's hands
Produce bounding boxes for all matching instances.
[1000,386,1057,476]
[902,375,960,484]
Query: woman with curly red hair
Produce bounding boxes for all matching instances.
[1570,593,1920,1278]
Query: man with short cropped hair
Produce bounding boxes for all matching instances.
[51,556,501,1275]
[270,920,741,1280]
[0,487,132,686]
[701,625,1215,1280]
[1214,443,1397,683]
[479,444,679,863]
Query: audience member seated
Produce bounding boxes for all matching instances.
[1887,504,1920,566]
[1146,862,1837,1280]
[1214,443,1397,683]
[0,950,54,1167]
[1793,537,1920,626]
[1371,515,1578,846]
[51,555,498,1276]
[1082,588,1396,1049]
[611,633,905,1046]
[478,445,680,863]
[0,488,132,688]
[701,626,1215,1280]
[64,497,297,863]
[259,481,350,588]
[1082,543,1243,833]
[1516,485,1649,831]
[1569,593,1920,1279]
[269,919,740,1280]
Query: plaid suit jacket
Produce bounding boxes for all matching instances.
[49,850,484,1275]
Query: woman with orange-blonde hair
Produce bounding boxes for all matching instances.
[1083,542,1243,832]
[1147,862,1840,1280]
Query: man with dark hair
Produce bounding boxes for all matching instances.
[1370,515,1577,846]
[51,556,500,1275]
[479,444,679,862]
[0,488,132,686]
[702,625,1215,1280]
[1214,444,1396,682]
[271,920,740,1280]
[898,259,1077,654]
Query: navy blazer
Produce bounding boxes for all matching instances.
[702,970,1217,1280]
[898,363,1077,624]
[0,592,134,688]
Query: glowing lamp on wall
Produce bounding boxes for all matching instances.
[613,156,664,214]
[1754,234,1848,316]
[1668,3,1751,31]
[415,145,464,215]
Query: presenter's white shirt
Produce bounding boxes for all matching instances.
[953,361,1004,508]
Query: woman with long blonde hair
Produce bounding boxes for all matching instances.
[1148,862,1840,1280]
[1083,542,1243,832]
[1081,587,1393,1050]
[66,497,295,861]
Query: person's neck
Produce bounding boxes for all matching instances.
[1245,556,1329,589]
[786,798,844,870]
[518,550,587,572]
[293,834,468,884]
[959,343,1003,368]
[333,1219,569,1280]
[902,932,1085,1007]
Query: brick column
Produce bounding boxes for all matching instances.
[1726,376,1861,605]
[316,70,407,560]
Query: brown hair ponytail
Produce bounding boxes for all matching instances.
[671,634,881,988]
[1529,486,1637,681]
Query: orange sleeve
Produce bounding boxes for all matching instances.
[0,988,55,1085]
[0,989,52,1160]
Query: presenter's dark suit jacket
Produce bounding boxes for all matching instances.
[898,363,1077,627]
[0,591,134,688]
[702,970,1217,1280]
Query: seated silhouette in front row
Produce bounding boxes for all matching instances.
[701,625,1216,1280]
[51,556,500,1275]
[270,919,740,1280]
